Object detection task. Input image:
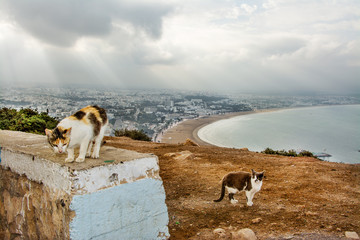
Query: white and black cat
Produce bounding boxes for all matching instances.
[45,105,108,163]
[214,169,265,206]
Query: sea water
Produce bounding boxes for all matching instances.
[198,105,360,164]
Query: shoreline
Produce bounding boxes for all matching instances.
[160,104,360,147]
[160,111,257,145]
[161,107,286,146]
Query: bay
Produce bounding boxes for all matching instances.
[198,105,360,164]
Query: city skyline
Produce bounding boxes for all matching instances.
[0,0,359,94]
[1,87,359,141]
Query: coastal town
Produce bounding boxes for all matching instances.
[1,87,359,141]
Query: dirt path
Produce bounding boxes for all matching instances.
[105,137,360,239]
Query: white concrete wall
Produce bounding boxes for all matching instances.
[0,130,170,239]
[70,179,169,240]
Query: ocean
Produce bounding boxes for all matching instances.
[198,104,360,164]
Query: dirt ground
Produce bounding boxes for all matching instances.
[104,136,360,240]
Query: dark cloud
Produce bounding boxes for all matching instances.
[1,0,173,47]
[113,2,173,39]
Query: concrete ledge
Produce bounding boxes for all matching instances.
[0,130,169,239]
[0,130,160,194]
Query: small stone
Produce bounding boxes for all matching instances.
[174,151,195,161]
[298,205,306,210]
[232,228,257,240]
[228,225,235,231]
[345,231,359,239]
[251,218,262,224]
[305,211,318,216]
[183,138,199,146]
[277,204,285,210]
[283,236,294,240]
[214,228,226,235]
[214,228,229,239]
[164,153,176,157]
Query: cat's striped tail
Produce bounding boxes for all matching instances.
[213,180,225,202]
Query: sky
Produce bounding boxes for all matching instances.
[0,0,359,94]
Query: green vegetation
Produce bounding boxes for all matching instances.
[0,107,58,135]
[114,128,151,142]
[262,147,314,158]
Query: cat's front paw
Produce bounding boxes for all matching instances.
[230,199,238,205]
[247,201,253,206]
[91,152,99,159]
[65,157,75,163]
[75,157,85,163]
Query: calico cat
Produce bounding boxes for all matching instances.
[214,169,265,206]
[45,105,108,163]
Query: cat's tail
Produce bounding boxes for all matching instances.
[213,180,225,202]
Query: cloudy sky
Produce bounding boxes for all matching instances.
[0,0,359,94]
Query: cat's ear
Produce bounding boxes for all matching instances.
[63,128,72,136]
[251,169,255,177]
[45,129,52,137]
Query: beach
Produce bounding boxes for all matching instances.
[161,104,360,163]
[173,104,360,164]
[160,111,255,145]
[160,106,341,146]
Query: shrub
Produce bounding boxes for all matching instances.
[298,150,314,157]
[263,147,276,155]
[0,107,58,135]
[287,149,298,157]
[262,148,314,157]
[114,128,151,142]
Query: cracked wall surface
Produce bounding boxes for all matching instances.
[0,167,73,239]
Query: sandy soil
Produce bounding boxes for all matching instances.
[104,136,360,239]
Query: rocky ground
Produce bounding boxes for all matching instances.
[105,136,360,240]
